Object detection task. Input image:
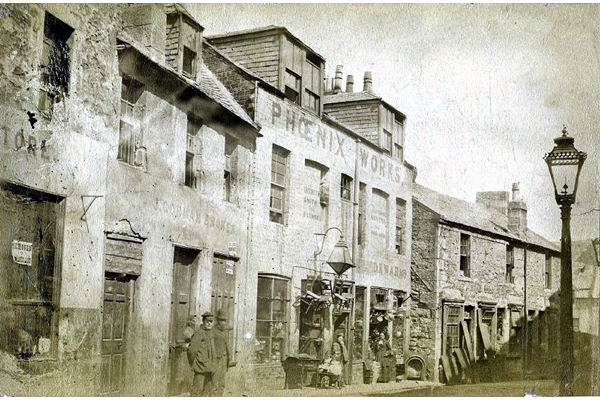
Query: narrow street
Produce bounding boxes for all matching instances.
[373,380,559,397]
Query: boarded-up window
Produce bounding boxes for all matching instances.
[371,189,389,251]
[303,160,328,229]
[105,235,143,276]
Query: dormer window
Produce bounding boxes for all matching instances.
[165,9,203,80]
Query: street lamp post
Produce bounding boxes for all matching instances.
[544,126,587,396]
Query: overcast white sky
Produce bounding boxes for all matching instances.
[192,3,600,243]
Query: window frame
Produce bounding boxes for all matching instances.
[284,69,301,105]
[184,114,203,189]
[395,198,406,255]
[118,75,145,168]
[506,245,514,284]
[255,274,290,364]
[270,145,289,224]
[459,233,471,277]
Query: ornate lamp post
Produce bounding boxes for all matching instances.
[544,126,587,396]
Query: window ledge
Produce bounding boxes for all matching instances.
[458,276,472,282]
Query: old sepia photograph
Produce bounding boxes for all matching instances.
[0,2,599,397]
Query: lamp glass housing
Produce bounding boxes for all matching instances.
[544,128,587,202]
[327,239,354,276]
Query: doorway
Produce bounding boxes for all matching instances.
[100,273,133,396]
[168,247,200,396]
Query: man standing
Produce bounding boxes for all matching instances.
[212,309,230,396]
[188,311,215,396]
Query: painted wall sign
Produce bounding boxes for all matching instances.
[2,128,52,154]
[270,102,349,161]
[154,199,238,235]
[12,240,32,266]
[268,101,403,184]
[363,259,407,280]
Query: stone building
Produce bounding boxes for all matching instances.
[205,26,415,389]
[0,4,261,396]
[410,182,561,384]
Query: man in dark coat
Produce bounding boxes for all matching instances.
[188,311,215,396]
[211,309,230,396]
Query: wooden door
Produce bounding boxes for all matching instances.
[101,274,131,396]
[168,247,199,396]
[211,255,236,359]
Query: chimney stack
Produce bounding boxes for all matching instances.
[508,182,527,235]
[363,71,373,92]
[333,65,343,94]
[345,75,354,93]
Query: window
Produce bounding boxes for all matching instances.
[284,69,301,105]
[393,120,404,160]
[39,12,74,117]
[182,46,196,78]
[0,183,64,359]
[340,174,352,201]
[303,56,321,114]
[353,286,366,360]
[394,144,403,161]
[185,114,203,188]
[395,198,406,255]
[270,145,289,224]
[506,245,514,283]
[443,304,462,355]
[118,75,145,167]
[459,234,470,277]
[224,135,237,202]
[340,174,353,239]
[545,254,552,289]
[384,129,393,153]
[304,160,329,224]
[165,13,200,79]
[255,274,290,363]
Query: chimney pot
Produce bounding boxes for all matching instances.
[334,65,343,94]
[512,182,521,201]
[363,71,373,92]
[346,75,354,93]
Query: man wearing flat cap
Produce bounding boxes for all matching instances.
[211,309,231,396]
[188,311,215,396]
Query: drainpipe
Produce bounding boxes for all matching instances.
[350,138,360,384]
[523,244,528,377]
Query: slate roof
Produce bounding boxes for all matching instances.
[117,38,259,132]
[413,183,559,253]
[206,25,325,63]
